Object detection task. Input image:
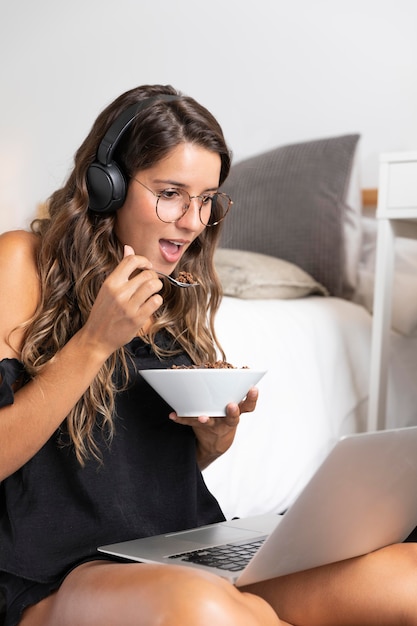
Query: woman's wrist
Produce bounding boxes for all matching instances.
[195,428,236,470]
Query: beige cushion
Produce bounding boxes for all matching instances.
[215,249,329,299]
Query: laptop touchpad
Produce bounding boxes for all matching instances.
[166,525,258,547]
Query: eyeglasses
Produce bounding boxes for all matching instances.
[133,178,233,227]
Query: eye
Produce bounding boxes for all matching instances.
[201,194,214,206]
[160,188,182,201]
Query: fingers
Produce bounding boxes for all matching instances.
[117,247,153,279]
[237,387,258,414]
[84,248,164,353]
[123,244,135,257]
[169,412,209,424]
[104,260,162,315]
[109,247,161,302]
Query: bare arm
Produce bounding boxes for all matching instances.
[0,233,163,481]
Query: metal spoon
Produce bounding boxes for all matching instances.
[156,271,199,288]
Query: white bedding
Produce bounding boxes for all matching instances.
[203,294,417,520]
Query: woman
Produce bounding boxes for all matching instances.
[1,84,417,626]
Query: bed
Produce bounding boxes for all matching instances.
[202,135,417,520]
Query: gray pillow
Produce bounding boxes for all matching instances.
[214,249,329,299]
[220,134,361,298]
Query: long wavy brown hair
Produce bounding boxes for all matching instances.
[21,84,232,464]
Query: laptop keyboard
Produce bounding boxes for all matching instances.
[168,537,267,572]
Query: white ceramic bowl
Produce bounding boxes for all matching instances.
[139,368,267,417]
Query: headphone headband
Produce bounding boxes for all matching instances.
[87,94,180,213]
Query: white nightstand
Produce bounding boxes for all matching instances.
[368,151,417,431]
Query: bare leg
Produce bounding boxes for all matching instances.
[19,560,283,626]
[20,543,417,626]
[243,542,417,626]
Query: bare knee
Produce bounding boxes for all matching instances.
[46,561,280,626]
[141,566,280,626]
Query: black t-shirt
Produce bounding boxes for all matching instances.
[0,333,224,621]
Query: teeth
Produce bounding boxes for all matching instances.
[169,241,183,246]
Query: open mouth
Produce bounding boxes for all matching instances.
[159,239,185,263]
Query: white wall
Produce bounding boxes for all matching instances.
[1,0,416,232]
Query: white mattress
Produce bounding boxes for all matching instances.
[203,295,417,519]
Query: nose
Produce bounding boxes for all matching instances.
[176,196,204,230]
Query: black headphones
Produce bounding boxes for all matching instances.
[87,95,180,213]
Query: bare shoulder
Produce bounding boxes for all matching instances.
[0,230,41,357]
[0,229,40,296]
[0,229,39,266]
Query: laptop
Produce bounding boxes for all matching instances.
[98,426,417,586]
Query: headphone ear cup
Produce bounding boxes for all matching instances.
[87,95,180,214]
[87,161,127,213]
